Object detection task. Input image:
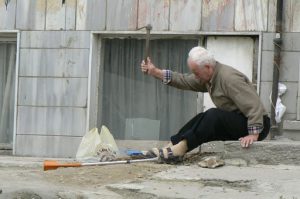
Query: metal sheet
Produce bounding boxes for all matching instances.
[20,31,90,48]
[19,49,89,77]
[15,135,81,157]
[76,0,106,30]
[169,0,201,31]
[18,77,88,107]
[202,0,235,31]
[106,0,138,30]
[235,0,268,31]
[16,0,46,30]
[46,0,76,30]
[283,0,300,32]
[0,0,16,30]
[17,106,86,136]
[138,0,169,31]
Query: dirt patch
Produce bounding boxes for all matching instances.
[42,162,171,187]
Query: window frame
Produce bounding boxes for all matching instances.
[87,31,263,133]
[0,30,20,154]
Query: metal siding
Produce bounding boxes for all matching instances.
[106,0,138,30]
[16,0,46,30]
[20,31,90,48]
[19,49,89,77]
[138,0,169,31]
[46,0,76,30]
[235,0,268,31]
[15,135,81,158]
[18,77,88,107]
[283,0,300,32]
[17,106,86,136]
[0,0,16,30]
[76,0,106,30]
[201,0,235,31]
[169,0,201,31]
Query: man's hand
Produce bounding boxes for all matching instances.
[239,134,259,148]
[140,57,156,75]
[140,57,164,80]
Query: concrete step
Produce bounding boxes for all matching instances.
[283,120,300,141]
[199,141,300,166]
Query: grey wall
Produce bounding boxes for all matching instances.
[0,0,299,157]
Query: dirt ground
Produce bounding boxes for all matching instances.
[0,160,171,199]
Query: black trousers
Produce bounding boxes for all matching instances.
[170,108,270,152]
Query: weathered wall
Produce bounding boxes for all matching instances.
[0,0,299,157]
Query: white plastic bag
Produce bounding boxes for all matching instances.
[270,83,287,123]
[76,126,119,161]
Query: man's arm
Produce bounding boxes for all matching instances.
[141,57,207,92]
[224,74,266,147]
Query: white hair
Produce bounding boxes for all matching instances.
[188,46,216,68]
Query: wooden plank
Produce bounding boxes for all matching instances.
[268,0,277,32]
[46,0,76,30]
[169,0,201,31]
[16,0,46,30]
[18,77,88,107]
[138,0,169,31]
[283,0,300,32]
[201,0,235,31]
[0,0,16,30]
[76,0,106,30]
[106,0,138,30]
[235,0,268,31]
[15,135,82,157]
[17,106,86,136]
[19,49,89,77]
[20,31,90,48]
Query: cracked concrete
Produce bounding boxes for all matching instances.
[0,141,300,198]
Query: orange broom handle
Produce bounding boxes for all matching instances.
[44,160,82,171]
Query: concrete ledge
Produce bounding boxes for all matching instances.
[283,120,300,130]
[200,141,300,166]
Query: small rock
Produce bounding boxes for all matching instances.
[198,156,225,168]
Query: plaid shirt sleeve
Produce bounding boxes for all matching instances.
[162,69,172,84]
[248,125,263,135]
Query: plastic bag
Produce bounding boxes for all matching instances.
[76,126,119,161]
[270,83,287,123]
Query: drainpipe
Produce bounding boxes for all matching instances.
[270,0,283,138]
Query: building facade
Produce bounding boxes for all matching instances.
[0,0,299,157]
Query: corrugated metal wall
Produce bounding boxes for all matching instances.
[0,0,299,157]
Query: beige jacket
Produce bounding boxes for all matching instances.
[167,62,267,131]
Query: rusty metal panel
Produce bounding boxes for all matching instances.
[0,0,16,30]
[283,0,300,32]
[16,0,46,30]
[201,0,235,31]
[170,0,201,31]
[106,0,138,30]
[46,0,76,30]
[76,0,106,30]
[138,0,169,31]
[235,0,268,31]
[268,0,277,32]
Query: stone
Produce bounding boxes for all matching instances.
[198,156,225,169]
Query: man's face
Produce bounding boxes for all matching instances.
[188,59,211,83]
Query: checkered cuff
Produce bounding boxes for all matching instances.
[248,125,263,135]
[162,69,172,84]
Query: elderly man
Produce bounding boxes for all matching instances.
[140,46,270,163]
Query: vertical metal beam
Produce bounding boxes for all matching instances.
[270,0,283,138]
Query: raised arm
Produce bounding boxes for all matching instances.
[140,57,207,92]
